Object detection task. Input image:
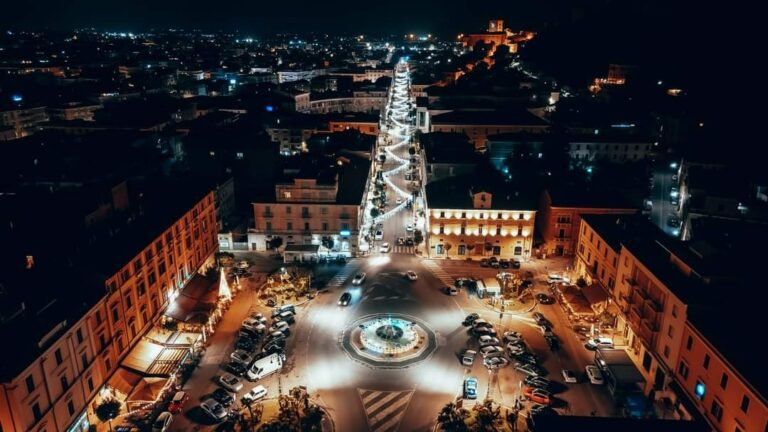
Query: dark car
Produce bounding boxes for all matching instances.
[212,388,235,407]
[521,279,534,289]
[462,313,480,326]
[546,335,560,351]
[235,337,256,351]
[499,259,510,269]
[405,238,414,246]
[536,293,554,304]
[262,337,286,351]
[338,292,352,306]
[480,258,489,267]
[532,312,549,326]
[511,259,521,269]
[223,360,247,377]
[489,257,500,268]
[513,351,539,365]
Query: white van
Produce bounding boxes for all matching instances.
[586,337,614,349]
[246,353,283,381]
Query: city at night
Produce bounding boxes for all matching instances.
[0,2,763,432]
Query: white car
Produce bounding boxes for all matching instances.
[241,318,262,332]
[405,271,418,281]
[352,272,366,285]
[547,274,570,284]
[379,242,391,253]
[396,198,403,205]
[200,398,227,421]
[242,385,268,403]
[405,223,413,232]
[374,230,384,240]
[230,350,254,365]
[218,373,243,393]
[503,331,523,342]
[152,411,173,432]
[461,350,477,366]
[586,365,604,385]
[562,369,578,383]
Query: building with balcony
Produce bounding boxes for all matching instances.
[424,175,537,260]
[0,181,218,432]
[250,153,371,257]
[538,188,637,256]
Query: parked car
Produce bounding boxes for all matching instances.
[275,304,296,315]
[463,313,480,325]
[503,331,523,343]
[547,274,570,284]
[338,292,352,306]
[242,318,263,333]
[513,351,538,365]
[545,335,560,351]
[242,385,268,403]
[524,376,552,390]
[511,259,521,269]
[539,325,554,338]
[479,345,504,358]
[523,387,551,405]
[480,258,489,267]
[217,373,243,392]
[273,311,295,325]
[352,273,367,285]
[405,271,418,281]
[405,223,414,232]
[168,391,189,414]
[499,259,510,268]
[461,350,477,366]
[405,238,414,246]
[151,411,173,432]
[536,293,554,304]
[200,398,227,421]
[471,327,497,338]
[396,237,405,245]
[223,360,248,377]
[489,257,500,268]
[478,336,501,347]
[379,242,391,253]
[463,377,478,399]
[562,369,578,383]
[472,319,492,329]
[235,337,257,351]
[455,278,476,288]
[585,337,614,350]
[249,312,268,325]
[532,312,548,326]
[484,356,510,369]
[374,230,384,240]
[444,286,459,295]
[212,388,235,407]
[230,349,254,366]
[506,343,526,357]
[270,321,291,336]
[586,365,604,385]
[515,363,546,376]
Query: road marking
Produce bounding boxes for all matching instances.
[326,259,360,287]
[421,260,454,286]
[358,388,413,432]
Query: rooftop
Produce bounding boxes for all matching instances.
[546,187,637,209]
[431,109,550,127]
[420,132,478,164]
[425,174,537,210]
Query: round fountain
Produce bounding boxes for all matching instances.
[341,314,437,368]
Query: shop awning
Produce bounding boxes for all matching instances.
[107,367,144,399]
[128,377,168,402]
[164,274,217,323]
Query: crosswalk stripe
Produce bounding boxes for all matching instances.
[422,260,454,286]
[358,388,413,432]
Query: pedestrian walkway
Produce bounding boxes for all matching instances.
[326,259,360,287]
[358,388,413,432]
[392,245,414,254]
[421,259,454,286]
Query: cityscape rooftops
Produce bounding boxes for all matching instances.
[425,174,537,210]
[420,132,478,164]
[430,109,549,127]
[545,187,637,209]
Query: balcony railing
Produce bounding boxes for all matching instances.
[262,212,273,218]
[301,212,312,218]
[339,214,351,219]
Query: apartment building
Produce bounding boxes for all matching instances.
[0,184,218,432]
[538,188,637,256]
[430,109,550,149]
[568,135,655,163]
[425,175,536,260]
[250,153,371,256]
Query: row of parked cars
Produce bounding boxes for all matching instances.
[479,257,521,269]
[198,305,297,422]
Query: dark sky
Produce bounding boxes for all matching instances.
[1,0,552,35]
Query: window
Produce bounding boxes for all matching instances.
[265,221,272,231]
[686,336,693,350]
[710,399,723,422]
[81,353,88,370]
[32,402,42,422]
[703,354,710,369]
[67,400,75,416]
[695,380,706,399]
[144,249,153,262]
[105,357,112,372]
[286,206,292,214]
[440,211,445,218]
[304,222,310,231]
[147,272,156,287]
[124,294,132,309]
[678,361,689,379]
[76,328,83,344]
[740,395,750,413]
[236,152,244,160]
[642,352,652,372]
[667,325,674,338]
[720,373,728,389]
[265,205,272,215]
[87,377,94,392]
[25,375,35,393]
[663,345,670,358]
[55,348,63,365]
[155,240,163,254]
[672,304,678,318]
[320,207,328,215]
[111,306,119,324]
[133,258,142,273]
[286,222,293,231]
[322,223,328,231]
[158,261,166,275]
[518,213,524,220]
[60,375,69,390]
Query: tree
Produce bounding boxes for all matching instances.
[436,401,469,431]
[413,230,424,246]
[378,153,387,163]
[444,243,453,252]
[473,399,502,431]
[370,207,380,218]
[408,146,416,156]
[268,237,283,250]
[95,398,122,432]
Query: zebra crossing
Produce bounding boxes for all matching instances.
[391,245,414,254]
[421,260,455,286]
[326,259,360,287]
[358,388,413,432]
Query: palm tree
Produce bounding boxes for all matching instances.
[95,398,122,432]
[473,399,502,431]
[436,401,469,431]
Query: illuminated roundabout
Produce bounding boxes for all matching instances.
[341,313,438,368]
